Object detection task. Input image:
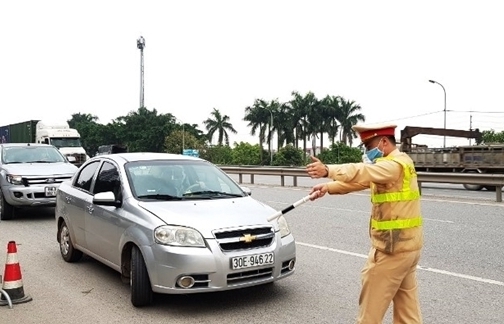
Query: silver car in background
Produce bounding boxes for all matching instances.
[56,153,296,307]
[0,143,78,220]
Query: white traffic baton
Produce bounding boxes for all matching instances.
[267,192,319,222]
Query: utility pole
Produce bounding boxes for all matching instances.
[428,80,447,148]
[137,36,146,108]
[469,114,473,146]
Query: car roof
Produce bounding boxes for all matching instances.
[95,152,204,163]
[0,143,54,148]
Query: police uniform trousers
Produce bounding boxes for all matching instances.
[357,247,422,324]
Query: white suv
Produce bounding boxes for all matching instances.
[0,143,78,220]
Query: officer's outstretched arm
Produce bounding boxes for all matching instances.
[327,161,401,185]
[327,181,369,195]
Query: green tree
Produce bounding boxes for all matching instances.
[273,144,304,166]
[67,113,99,129]
[338,97,365,146]
[203,108,237,146]
[115,107,175,152]
[67,113,102,156]
[317,142,363,164]
[322,95,342,145]
[274,100,296,148]
[288,91,325,160]
[199,145,233,164]
[164,130,204,154]
[231,142,263,165]
[244,99,269,163]
[478,129,504,144]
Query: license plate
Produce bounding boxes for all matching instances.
[231,252,274,270]
[45,186,57,197]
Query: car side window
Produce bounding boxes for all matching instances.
[93,161,121,199]
[74,161,100,192]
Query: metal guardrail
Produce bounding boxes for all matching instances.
[219,166,504,202]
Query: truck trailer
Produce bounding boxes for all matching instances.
[400,126,504,191]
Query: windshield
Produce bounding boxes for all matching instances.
[125,160,246,200]
[2,146,67,164]
[50,137,82,148]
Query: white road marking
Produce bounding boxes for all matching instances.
[422,218,454,223]
[297,242,504,287]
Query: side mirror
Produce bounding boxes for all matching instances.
[93,191,121,207]
[241,186,252,196]
[67,156,77,163]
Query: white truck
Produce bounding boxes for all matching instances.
[36,121,89,166]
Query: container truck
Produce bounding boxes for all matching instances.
[400,126,504,191]
[0,120,89,166]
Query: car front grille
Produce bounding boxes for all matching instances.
[213,226,275,252]
[22,176,72,187]
[227,267,273,285]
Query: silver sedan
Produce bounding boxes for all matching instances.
[55,152,296,307]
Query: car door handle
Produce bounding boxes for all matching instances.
[87,205,94,214]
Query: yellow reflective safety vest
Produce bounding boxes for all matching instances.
[370,153,423,254]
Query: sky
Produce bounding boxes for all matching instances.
[2,1,503,150]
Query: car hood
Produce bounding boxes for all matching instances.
[2,162,78,176]
[137,197,279,238]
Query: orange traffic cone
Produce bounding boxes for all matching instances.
[0,241,32,306]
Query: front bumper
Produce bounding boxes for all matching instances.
[143,232,296,294]
[2,184,59,207]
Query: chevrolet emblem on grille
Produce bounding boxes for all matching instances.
[239,234,257,243]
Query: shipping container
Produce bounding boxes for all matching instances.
[0,125,9,143]
[7,120,39,143]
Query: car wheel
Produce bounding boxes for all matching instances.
[130,245,153,307]
[58,220,83,262]
[0,191,15,220]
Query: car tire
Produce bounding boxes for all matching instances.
[0,191,15,220]
[58,220,83,262]
[130,245,153,307]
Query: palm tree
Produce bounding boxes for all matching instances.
[324,95,342,145]
[271,100,295,149]
[290,91,320,158]
[338,97,366,146]
[244,99,270,163]
[203,108,237,146]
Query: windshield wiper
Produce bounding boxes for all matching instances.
[137,194,183,200]
[26,160,54,163]
[183,190,244,198]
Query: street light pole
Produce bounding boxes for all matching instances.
[429,79,447,148]
[137,36,146,108]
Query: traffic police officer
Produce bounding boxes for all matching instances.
[306,123,423,324]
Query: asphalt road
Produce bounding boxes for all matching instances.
[0,183,503,323]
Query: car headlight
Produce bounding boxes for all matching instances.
[154,225,205,247]
[6,174,23,185]
[277,216,291,238]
